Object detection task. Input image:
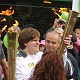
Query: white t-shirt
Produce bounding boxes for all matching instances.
[15,50,43,80]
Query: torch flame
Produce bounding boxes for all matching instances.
[43,0,51,4]
[51,8,68,18]
[51,8,62,18]
[54,12,62,18]
[8,27,14,33]
[59,8,68,13]
[1,18,6,22]
[0,6,14,16]
[2,25,7,32]
[13,20,19,26]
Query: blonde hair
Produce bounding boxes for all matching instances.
[54,28,64,33]
[10,26,21,33]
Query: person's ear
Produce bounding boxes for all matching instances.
[58,42,61,48]
[24,43,27,47]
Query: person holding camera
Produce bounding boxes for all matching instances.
[43,18,77,42]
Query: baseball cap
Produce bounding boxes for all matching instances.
[40,40,45,45]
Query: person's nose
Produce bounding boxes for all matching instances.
[48,42,53,46]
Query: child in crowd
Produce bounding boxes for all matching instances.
[39,40,45,51]
[73,28,80,55]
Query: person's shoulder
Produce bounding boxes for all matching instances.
[67,53,76,60]
[17,50,27,58]
[36,51,44,56]
[43,27,54,39]
[67,53,78,64]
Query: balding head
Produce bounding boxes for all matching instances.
[45,31,61,52]
[46,31,61,43]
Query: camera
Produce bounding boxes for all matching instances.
[58,19,64,24]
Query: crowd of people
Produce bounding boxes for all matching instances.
[0,17,80,80]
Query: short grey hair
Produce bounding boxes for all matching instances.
[45,30,61,43]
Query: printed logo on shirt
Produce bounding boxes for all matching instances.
[28,62,35,68]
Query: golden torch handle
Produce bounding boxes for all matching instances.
[7,33,18,80]
[58,10,79,58]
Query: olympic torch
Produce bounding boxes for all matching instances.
[58,10,79,58]
[7,29,18,80]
